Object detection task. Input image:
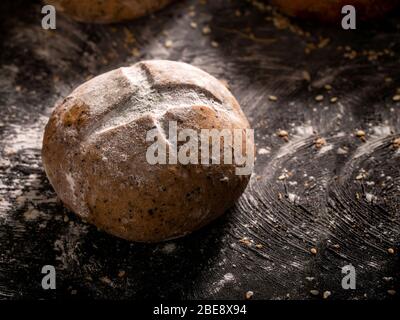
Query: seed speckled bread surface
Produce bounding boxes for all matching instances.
[42,60,253,242]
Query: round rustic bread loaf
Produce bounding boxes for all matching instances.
[272,0,399,23]
[42,60,254,242]
[44,0,175,23]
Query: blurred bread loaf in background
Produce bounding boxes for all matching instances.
[271,0,400,23]
[44,0,175,23]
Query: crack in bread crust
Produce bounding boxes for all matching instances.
[81,61,235,140]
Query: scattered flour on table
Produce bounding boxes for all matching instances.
[210,272,236,294]
[0,115,50,220]
[276,125,314,159]
[318,143,333,155]
[54,221,88,270]
[0,199,12,219]
[257,147,270,155]
[3,116,47,154]
[353,125,393,159]
[161,243,177,254]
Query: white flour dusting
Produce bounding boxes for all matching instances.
[258,147,270,155]
[0,199,11,219]
[3,117,47,153]
[318,143,333,155]
[161,243,177,254]
[276,125,314,159]
[65,173,76,196]
[353,125,393,159]
[209,272,236,295]
[54,221,88,270]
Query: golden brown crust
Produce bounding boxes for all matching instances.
[271,0,399,23]
[44,0,175,23]
[42,60,253,242]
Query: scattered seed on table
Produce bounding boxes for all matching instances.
[164,39,173,48]
[277,130,288,137]
[131,48,140,57]
[302,70,311,82]
[310,290,319,296]
[356,130,366,137]
[239,237,252,246]
[245,291,254,300]
[278,173,288,180]
[100,276,112,285]
[314,138,326,148]
[315,95,324,102]
[268,95,278,101]
[118,270,126,277]
[202,26,211,35]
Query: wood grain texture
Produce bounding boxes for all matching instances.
[0,0,399,299]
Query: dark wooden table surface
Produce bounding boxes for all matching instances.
[0,0,399,300]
